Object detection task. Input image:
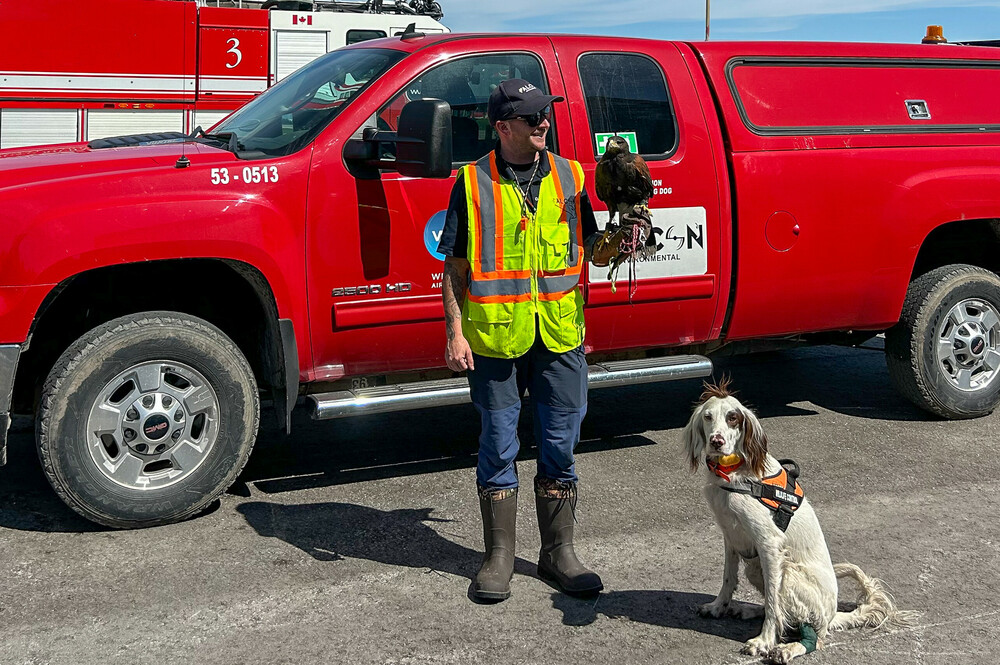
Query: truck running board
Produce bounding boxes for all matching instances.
[309,354,712,420]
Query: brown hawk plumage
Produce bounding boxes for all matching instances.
[594,135,654,226]
[592,136,662,282]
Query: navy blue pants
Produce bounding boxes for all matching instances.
[468,330,588,490]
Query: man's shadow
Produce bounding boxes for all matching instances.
[551,590,762,642]
[238,500,538,601]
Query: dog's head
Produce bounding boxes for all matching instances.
[681,379,768,477]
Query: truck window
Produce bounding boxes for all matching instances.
[346,29,387,45]
[376,53,555,165]
[578,53,677,159]
[213,47,405,158]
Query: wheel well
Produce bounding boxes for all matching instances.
[13,259,283,415]
[911,219,1000,280]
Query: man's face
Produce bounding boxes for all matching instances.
[496,111,550,156]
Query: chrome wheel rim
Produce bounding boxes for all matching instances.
[86,361,220,490]
[936,298,1000,392]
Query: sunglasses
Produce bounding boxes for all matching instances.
[510,106,551,128]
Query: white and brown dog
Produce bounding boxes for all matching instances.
[682,380,912,663]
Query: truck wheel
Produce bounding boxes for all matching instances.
[37,312,259,528]
[886,264,1000,419]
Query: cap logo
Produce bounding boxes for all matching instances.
[518,84,537,94]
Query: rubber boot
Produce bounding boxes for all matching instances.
[534,477,603,597]
[474,486,517,601]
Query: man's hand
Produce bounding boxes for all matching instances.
[442,256,475,372]
[446,335,475,372]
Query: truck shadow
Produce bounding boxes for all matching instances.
[0,344,934,531]
[550,590,760,642]
[237,499,539,599]
[240,344,930,495]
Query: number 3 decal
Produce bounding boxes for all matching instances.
[226,38,242,69]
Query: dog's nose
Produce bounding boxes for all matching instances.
[710,434,725,449]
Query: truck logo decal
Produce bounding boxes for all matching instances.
[424,210,447,261]
[588,206,709,283]
[292,15,313,25]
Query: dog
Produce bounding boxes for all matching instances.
[682,380,912,663]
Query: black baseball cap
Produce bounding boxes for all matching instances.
[487,78,564,124]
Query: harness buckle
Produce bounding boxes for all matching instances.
[773,505,794,532]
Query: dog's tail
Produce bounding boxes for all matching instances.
[829,562,917,631]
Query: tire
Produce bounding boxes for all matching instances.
[885,264,1000,419]
[37,312,259,528]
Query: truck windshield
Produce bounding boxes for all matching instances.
[212,48,405,158]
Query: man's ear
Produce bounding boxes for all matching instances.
[494,120,510,139]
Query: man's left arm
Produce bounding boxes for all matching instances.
[579,188,604,263]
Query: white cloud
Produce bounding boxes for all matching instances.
[445,0,1000,32]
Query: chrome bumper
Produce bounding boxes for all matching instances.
[0,344,20,466]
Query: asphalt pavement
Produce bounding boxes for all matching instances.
[1,343,998,665]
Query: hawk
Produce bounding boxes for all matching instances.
[592,136,662,291]
[594,135,654,227]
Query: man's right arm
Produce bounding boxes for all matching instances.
[440,172,475,372]
[442,256,474,371]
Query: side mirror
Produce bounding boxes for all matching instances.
[344,99,453,179]
[395,99,453,178]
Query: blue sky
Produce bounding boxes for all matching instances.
[444,1,1000,44]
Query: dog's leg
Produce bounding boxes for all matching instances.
[698,544,740,618]
[741,541,785,656]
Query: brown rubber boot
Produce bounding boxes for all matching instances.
[534,477,603,597]
[474,486,517,601]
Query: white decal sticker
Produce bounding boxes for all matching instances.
[588,206,708,282]
[226,38,243,69]
[210,166,279,185]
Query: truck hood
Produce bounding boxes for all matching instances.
[0,140,235,192]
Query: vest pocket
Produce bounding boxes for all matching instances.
[539,222,571,272]
[498,227,526,268]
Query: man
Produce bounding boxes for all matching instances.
[438,78,611,601]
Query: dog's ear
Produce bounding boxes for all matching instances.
[740,406,768,477]
[681,403,707,472]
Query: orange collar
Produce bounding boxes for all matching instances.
[706,454,744,482]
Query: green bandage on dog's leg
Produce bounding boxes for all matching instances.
[799,624,818,654]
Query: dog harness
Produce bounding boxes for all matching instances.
[707,457,805,532]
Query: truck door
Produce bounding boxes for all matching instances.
[551,40,727,351]
[305,39,572,379]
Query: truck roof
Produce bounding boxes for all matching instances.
[358,32,1000,62]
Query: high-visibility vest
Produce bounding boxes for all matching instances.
[462,150,586,359]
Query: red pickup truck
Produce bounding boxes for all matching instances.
[3,33,1000,528]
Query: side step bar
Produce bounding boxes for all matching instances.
[310,354,712,420]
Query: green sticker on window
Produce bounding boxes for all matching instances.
[595,131,638,155]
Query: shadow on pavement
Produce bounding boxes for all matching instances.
[237,500,537,582]
[0,345,934,531]
[551,590,761,642]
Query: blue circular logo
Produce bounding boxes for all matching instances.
[424,210,447,261]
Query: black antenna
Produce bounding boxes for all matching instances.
[399,22,425,40]
[176,20,191,169]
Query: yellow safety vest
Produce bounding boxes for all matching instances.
[462,150,586,359]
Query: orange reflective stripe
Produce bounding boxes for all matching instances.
[467,292,534,304]
[477,269,531,280]
[547,152,567,226]
[571,161,584,258]
[468,166,483,274]
[489,154,506,272]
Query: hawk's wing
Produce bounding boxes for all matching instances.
[623,153,654,202]
[594,155,616,207]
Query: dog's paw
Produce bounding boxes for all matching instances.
[768,643,807,664]
[741,636,776,657]
[697,601,729,618]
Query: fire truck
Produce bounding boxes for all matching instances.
[0,0,447,149]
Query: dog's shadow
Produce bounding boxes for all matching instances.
[551,590,762,642]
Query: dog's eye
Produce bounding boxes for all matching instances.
[704,412,712,421]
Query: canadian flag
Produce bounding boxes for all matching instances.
[292,15,313,25]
